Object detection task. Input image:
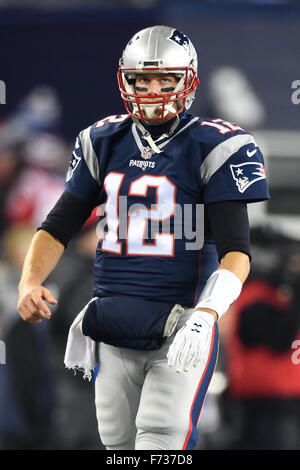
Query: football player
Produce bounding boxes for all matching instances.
[17,25,269,450]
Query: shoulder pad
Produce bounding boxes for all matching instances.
[191,116,249,144]
[91,114,131,138]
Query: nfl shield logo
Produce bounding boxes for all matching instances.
[141,147,153,160]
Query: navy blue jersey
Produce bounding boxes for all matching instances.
[65,112,269,307]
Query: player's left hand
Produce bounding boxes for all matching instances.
[167,310,215,373]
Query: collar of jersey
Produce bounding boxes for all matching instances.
[141,110,188,139]
[131,111,198,155]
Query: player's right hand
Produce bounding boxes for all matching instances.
[17,284,57,324]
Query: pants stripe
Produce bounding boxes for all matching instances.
[182,323,219,450]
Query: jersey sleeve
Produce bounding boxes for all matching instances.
[201,130,270,204]
[65,125,101,206]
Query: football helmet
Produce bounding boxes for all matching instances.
[118,25,199,121]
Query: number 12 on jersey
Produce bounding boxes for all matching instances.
[101,172,176,256]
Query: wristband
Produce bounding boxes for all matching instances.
[195,269,243,320]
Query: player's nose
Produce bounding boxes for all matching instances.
[147,80,161,95]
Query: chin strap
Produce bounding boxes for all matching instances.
[132,115,180,154]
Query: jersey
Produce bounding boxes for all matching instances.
[65,111,269,307]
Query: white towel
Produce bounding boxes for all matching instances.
[64,298,98,381]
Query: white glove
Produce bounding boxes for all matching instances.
[167,310,215,373]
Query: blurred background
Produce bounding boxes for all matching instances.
[0,0,300,451]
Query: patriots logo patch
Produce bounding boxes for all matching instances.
[66,151,81,182]
[168,29,189,49]
[230,162,266,193]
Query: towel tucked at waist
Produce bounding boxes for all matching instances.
[64,298,98,381]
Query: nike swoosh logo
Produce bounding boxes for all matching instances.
[247,148,257,157]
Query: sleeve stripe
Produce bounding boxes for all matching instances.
[79,126,100,184]
[200,134,256,185]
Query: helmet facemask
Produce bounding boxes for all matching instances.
[117,66,199,121]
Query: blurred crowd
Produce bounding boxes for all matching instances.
[199,225,300,450]
[0,86,103,449]
[0,85,300,451]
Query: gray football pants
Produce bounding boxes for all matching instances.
[94,308,219,450]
